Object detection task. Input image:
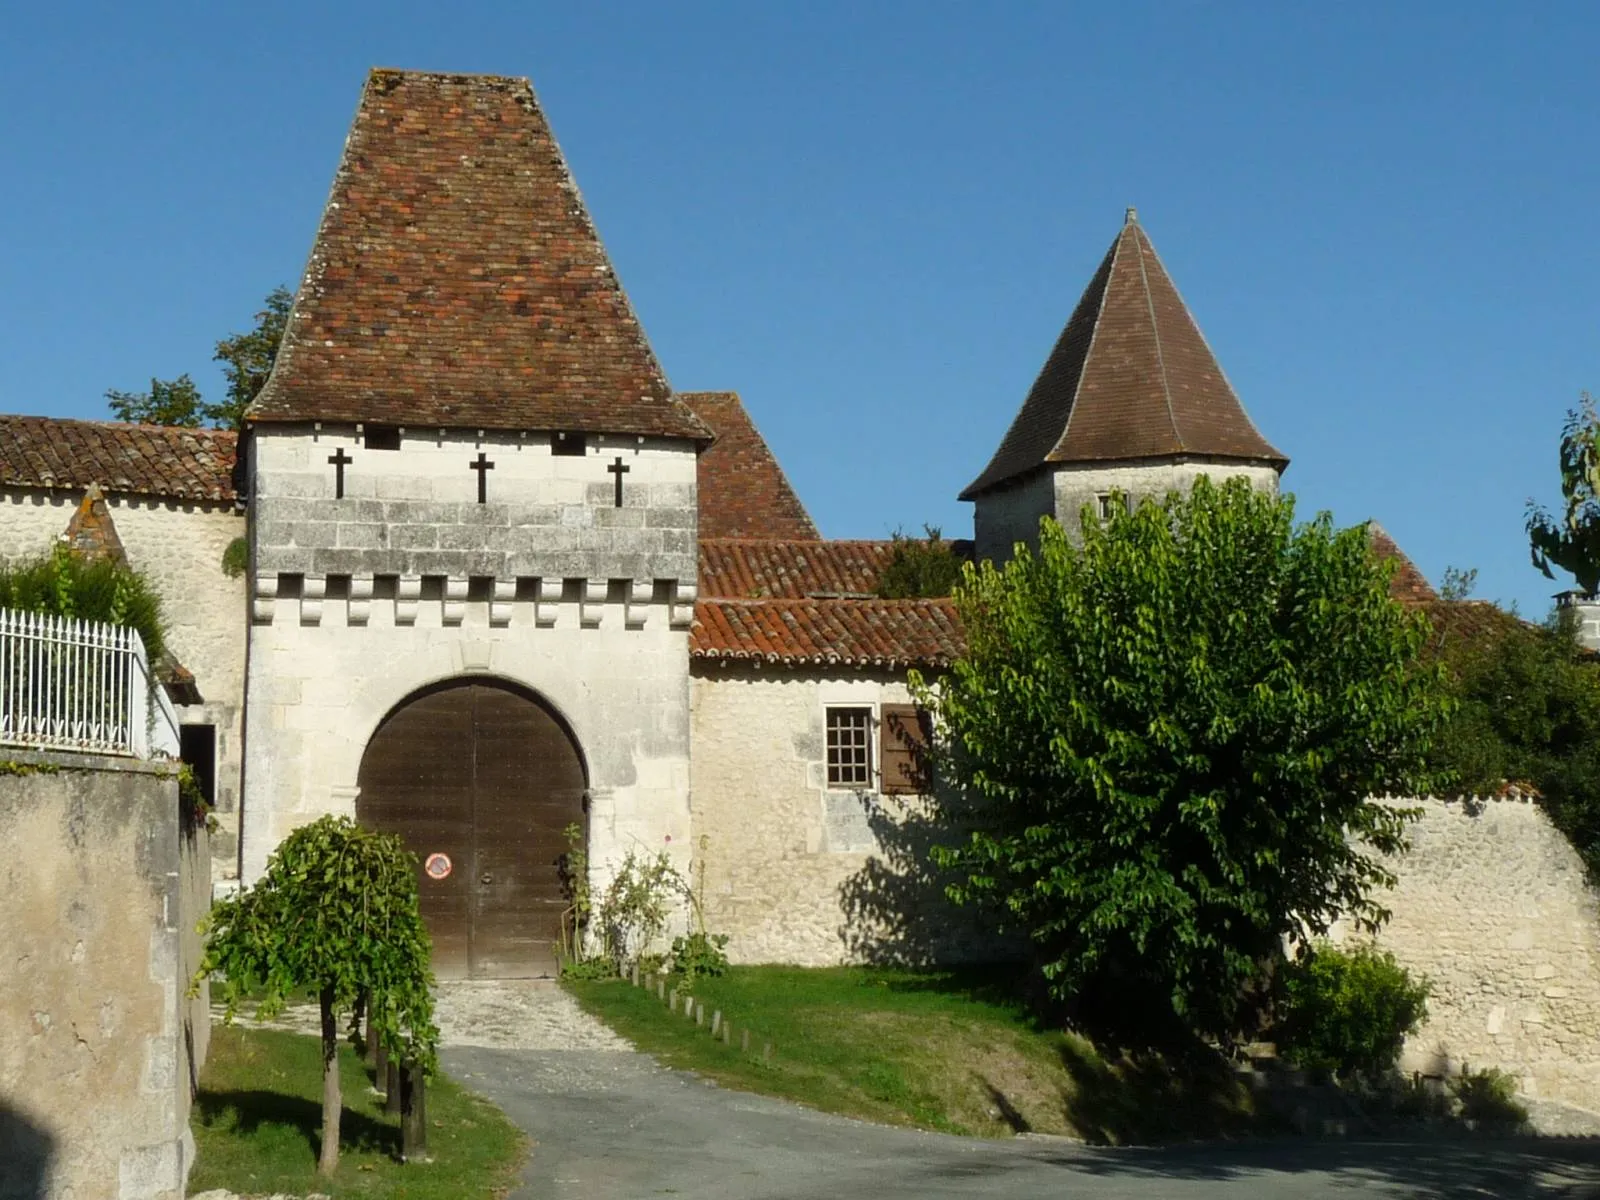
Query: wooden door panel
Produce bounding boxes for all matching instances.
[357,687,475,980]
[469,684,585,978]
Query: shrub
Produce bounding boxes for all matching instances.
[876,525,966,599]
[1452,1065,1529,1129]
[0,545,167,662]
[670,931,730,982]
[1277,943,1430,1080]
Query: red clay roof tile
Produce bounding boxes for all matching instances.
[681,392,817,539]
[0,415,238,502]
[250,69,710,442]
[699,538,898,598]
[1368,522,1438,605]
[691,598,964,669]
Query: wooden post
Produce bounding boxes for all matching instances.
[694,1002,704,1027]
[361,991,375,1060]
[631,961,640,987]
[711,1010,721,1037]
[741,1029,750,1053]
[385,1059,402,1116]
[721,1021,731,1045]
[400,1064,430,1163]
[763,1041,773,1063]
[657,979,666,1001]
[669,990,678,1013]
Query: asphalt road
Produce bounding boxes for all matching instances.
[444,1046,1600,1200]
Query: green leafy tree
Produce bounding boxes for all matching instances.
[920,477,1450,1043]
[1425,602,1600,880]
[104,286,291,432]
[202,815,437,1175]
[876,525,966,599]
[1528,393,1600,595]
[104,374,207,427]
[210,285,293,430]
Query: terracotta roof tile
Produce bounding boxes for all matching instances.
[699,538,898,599]
[963,210,1286,498]
[250,69,710,442]
[1368,522,1437,606]
[0,415,238,502]
[680,392,817,539]
[691,598,964,669]
[62,484,130,565]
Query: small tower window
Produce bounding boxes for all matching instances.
[364,425,401,451]
[551,432,588,457]
[1096,492,1133,521]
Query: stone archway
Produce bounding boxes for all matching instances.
[356,678,586,979]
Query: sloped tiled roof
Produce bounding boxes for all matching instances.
[250,69,711,442]
[699,538,897,599]
[681,392,818,539]
[0,415,238,502]
[963,210,1286,499]
[691,598,964,669]
[1368,522,1438,606]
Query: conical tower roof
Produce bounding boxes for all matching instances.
[962,210,1285,499]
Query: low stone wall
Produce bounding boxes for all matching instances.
[1339,796,1600,1114]
[0,751,210,1200]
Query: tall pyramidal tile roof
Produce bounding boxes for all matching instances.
[681,392,818,539]
[962,210,1286,499]
[250,68,711,441]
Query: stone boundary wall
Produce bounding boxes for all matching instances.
[0,751,211,1200]
[1337,795,1600,1114]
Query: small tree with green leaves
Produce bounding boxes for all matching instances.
[202,816,437,1175]
[104,285,292,432]
[921,476,1450,1044]
[1528,393,1600,596]
[105,374,208,428]
[876,525,966,599]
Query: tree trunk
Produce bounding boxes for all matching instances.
[400,1062,430,1162]
[318,986,342,1175]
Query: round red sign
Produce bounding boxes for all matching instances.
[424,852,452,880]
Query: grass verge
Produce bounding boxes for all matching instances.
[566,965,1272,1143]
[188,1025,525,1198]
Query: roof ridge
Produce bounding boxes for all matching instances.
[1131,224,1181,448]
[1046,229,1120,464]
[0,412,236,439]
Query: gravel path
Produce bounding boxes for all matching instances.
[210,979,630,1051]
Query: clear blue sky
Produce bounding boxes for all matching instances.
[3,2,1596,615]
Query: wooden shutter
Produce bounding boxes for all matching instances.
[879,703,931,795]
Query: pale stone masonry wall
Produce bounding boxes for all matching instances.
[690,665,994,966]
[0,490,247,877]
[1335,796,1600,1114]
[242,424,700,893]
[0,753,210,1200]
[973,459,1280,562]
[251,425,697,584]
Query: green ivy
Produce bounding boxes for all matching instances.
[220,536,249,579]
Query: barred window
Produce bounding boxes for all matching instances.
[826,707,873,788]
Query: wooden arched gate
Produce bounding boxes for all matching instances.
[356,679,586,979]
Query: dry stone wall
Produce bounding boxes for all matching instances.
[1336,796,1600,1114]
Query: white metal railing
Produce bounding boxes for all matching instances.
[0,608,180,759]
